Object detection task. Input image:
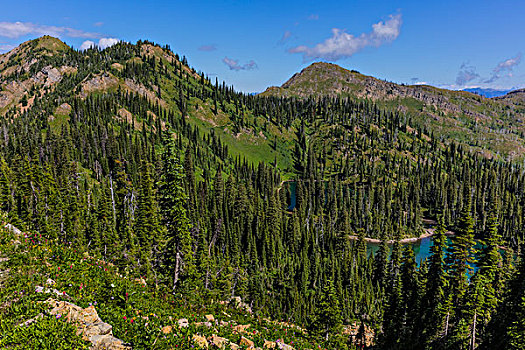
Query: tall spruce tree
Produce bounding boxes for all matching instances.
[135,161,161,279]
[421,216,449,347]
[447,194,476,314]
[159,135,195,290]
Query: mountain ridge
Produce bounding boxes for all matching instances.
[261,61,525,161]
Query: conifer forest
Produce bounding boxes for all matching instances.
[0,36,524,349]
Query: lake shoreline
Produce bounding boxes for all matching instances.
[347,228,455,245]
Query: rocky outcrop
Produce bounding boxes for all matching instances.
[123,78,166,107]
[263,340,276,348]
[162,325,173,334]
[177,317,189,328]
[55,103,72,116]
[0,62,74,113]
[240,336,255,348]
[44,298,131,349]
[233,323,251,334]
[4,223,22,236]
[276,341,294,350]
[230,296,252,314]
[193,334,209,348]
[80,72,119,98]
[209,334,229,348]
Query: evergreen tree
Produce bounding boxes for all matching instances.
[159,135,195,290]
[422,217,449,346]
[447,195,476,314]
[308,279,343,342]
[135,161,161,279]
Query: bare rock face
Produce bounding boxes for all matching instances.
[55,103,72,116]
[80,73,119,98]
[111,62,124,71]
[42,66,62,86]
[4,223,22,235]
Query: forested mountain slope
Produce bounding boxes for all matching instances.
[1,36,525,349]
[261,62,525,161]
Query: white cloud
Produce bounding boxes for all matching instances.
[308,14,319,21]
[80,40,96,50]
[80,38,120,51]
[93,22,104,27]
[485,54,522,83]
[494,54,522,73]
[222,57,258,71]
[289,13,402,61]
[0,21,99,39]
[98,37,119,49]
[456,62,479,86]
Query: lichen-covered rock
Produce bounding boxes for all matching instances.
[240,336,254,348]
[209,334,229,349]
[90,334,130,350]
[276,341,295,350]
[162,325,173,334]
[178,318,189,328]
[233,324,251,334]
[80,321,112,340]
[263,340,276,348]
[193,334,209,348]
[45,298,130,349]
[195,321,212,328]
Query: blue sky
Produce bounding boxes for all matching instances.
[1,0,523,93]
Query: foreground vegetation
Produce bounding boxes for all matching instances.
[0,221,323,349]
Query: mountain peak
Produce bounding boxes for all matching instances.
[282,61,364,89]
[260,61,368,98]
[1,36,69,58]
[30,35,69,51]
[0,36,70,71]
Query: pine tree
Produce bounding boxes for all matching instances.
[159,135,195,290]
[308,279,343,342]
[447,195,476,312]
[135,161,161,279]
[422,217,449,346]
[475,204,503,340]
[373,235,389,289]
